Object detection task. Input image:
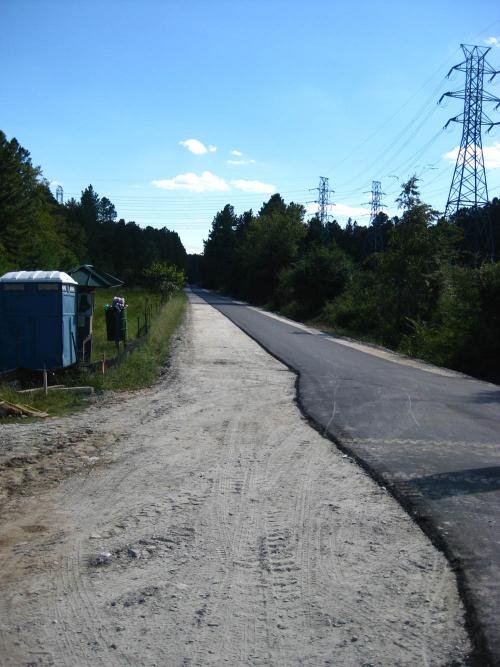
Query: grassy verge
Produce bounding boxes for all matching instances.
[83,291,186,392]
[0,383,86,417]
[91,288,163,361]
[0,291,187,420]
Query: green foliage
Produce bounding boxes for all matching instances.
[278,243,352,318]
[64,185,187,282]
[0,130,187,282]
[85,292,186,391]
[90,288,161,360]
[371,203,443,344]
[399,265,480,367]
[201,194,307,305]
[321,268,381,337]
[236,197,307,304]
[202,204,238,291]
[0,130,77,270]
[196,178,500,382]
[142,261,186,299]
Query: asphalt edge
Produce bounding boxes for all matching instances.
[192,290,492,667]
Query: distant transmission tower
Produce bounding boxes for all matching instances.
[310,176,334,225]
[369,180,385,224]
[440,44,499,218]
[363,180,386,254]
[56,185,64,205]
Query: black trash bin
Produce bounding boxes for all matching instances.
[105,305,128,342]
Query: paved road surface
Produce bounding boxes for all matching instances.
[193,288,500,665]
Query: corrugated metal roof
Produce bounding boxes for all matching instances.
[0,270,78,284]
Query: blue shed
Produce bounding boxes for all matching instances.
[0,270,78,371]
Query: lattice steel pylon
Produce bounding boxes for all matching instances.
[440,44,499,218]
[310,176,334,225]
[56,185,64,205]
[369,180,385,224]
[363,180,386,254]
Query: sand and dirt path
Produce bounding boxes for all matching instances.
[0,294,472,665]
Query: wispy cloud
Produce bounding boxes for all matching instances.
[230,179,275,194]
[179,139,217,155]
[444,143,500,169]
[332,203,370,218]
[305,202,370,219]
[484,143,500,168]
[485,36,500,48]
[152,171,230,193]
[227,148,256,165]
[228,159,256,165]
[152,172,276,194]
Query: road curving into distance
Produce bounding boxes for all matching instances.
[192,287,500,666]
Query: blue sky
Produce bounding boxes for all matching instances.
[1,0,500,253]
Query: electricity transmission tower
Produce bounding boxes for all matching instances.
[364,180,386,254]
[310,176,334,225]
[368,180,385,224]
[56,185,64,205]
[440,44,499,218]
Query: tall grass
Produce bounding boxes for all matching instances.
[91,287,163,361]
[84,292,186,391]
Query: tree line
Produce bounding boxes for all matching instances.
[0,130,187,284]
[196,183,500,383]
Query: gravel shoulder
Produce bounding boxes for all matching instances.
[0,293,472,665]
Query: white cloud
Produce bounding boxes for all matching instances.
[230,179,276,194]
[333,203,370,218]
[305,202,370,219]
[444,143,500,169]
[179,139,217,155]
[443,147,459,162]
[484,143,500,168]
[152,172,276,194]
[227,159,256,165]
[230,149,243,156]
[152,171,230,193]
[485,36,500,48]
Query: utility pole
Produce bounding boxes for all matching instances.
[310,176,334,226]
[440,44,499,218]
[56,185,64,205]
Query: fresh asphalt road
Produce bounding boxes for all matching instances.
[191,288,500,666]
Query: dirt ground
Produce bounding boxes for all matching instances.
[0,293,472,666]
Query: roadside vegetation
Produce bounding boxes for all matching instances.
[83,290,186,392]
[0,129,188,419]
[196,181,500,383]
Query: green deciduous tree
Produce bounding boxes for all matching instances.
[278,243,352,318]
